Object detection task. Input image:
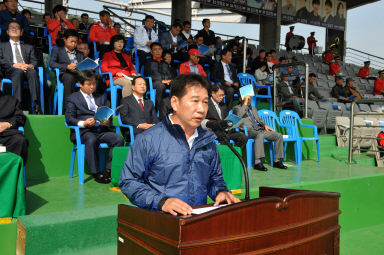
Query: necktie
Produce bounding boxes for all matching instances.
[286,82,294,95]
[226,64,233,77]
[247,108,261,131]
[146,28,152,41]
[14,43,24,63]
[138,99,145,112]
[87,95,97,112]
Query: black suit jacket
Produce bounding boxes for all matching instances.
[49,47,84,72]
[211,61,239,85]
[206,98,228,121]
[119,95,159,135]
[0,92,25,137]
[65,91,110,140]
[0,42,38,71]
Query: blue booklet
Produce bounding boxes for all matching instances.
[77,57,99,71]
[225,114,247,130]
[179,41,187,48]
[239,85,254,100]
[332,104,341,110]
[348,95,357,100]
[94,106,114,122]
[198,44,210,55]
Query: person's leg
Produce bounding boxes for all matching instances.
[154,81,166,110]
[223,86,235,109]
[263,131,284,161]
[97,131,124,170]
[60,72,78,99]
[113,77,132,98]
[251,130,266,163]
[228,131,248,148]
[137,50,149,71]
[6,68,24,104]
[80,131,99,174]
[0,133,29,165]
[25,68,40,105]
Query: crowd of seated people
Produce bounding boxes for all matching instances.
[3,1,384,181]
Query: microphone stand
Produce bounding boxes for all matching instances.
[217,132,250,201]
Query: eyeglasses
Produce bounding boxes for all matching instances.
[8,26,21,31]
[217,94,226,98]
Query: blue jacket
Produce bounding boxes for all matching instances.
[0,10,30,32]
[119,116,229,210]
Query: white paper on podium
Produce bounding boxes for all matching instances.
[191,204,227,215]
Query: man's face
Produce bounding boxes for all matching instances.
[145,18,154,29]
[266,54,272,61]
[77,43,89,57]
[259,51,266,58]
[335,58,340,64]
[171,26,181,36]
[190,54,200,65]
[72,19,79,29]
[80,79,96,95]
[325,4,332,15]
[287,66,293,73]
[313,3,319,13]
[308,76,316,84]
[0,3,6,10]
[164,53,172,64]
[211,89,225,104]
[7,22,22,38]
[114,24,121,33]
[81,15,88,24]
[203,20,210,28]
[221,51,232,63]
[380,73,384,79]
[44,15,50,24]
[336,79,343,85]
[5,0,17,13]
[171,85,209,130]
[286,0,292,6]
[183,24,191,33]
[347,81,354,87]
[24,13,31,22]
[64,36,78,51]
[151,45,163,59]
[365,63,370,68]
[280,59,287,64]
[196,36,203,46]
[132,78,147,96]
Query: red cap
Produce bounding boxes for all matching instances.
[188,48,203,57]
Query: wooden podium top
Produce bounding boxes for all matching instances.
[117,187,341,254]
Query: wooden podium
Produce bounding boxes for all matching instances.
[117,187,341,254]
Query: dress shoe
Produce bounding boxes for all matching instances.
[33,104,41,114]
[254,163,268,171]
[273,161,288,169]
[104,169,111,178]
[92,173,110,184]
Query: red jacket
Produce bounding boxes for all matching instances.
[307,36,317,49]
[89,21,117,43]
[285,32,294,46]
[47,19,75,45]
[373,78,384,95]
[358,67,370,78]
[179,61,207,77]
[323,52,334,64]
[101,51,137,86]
[329,63,340,76]
[377,131,384,147]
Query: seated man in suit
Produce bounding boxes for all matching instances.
[278,73,303,115]
[233,95,287,171]
[120,76,159,141]
[211,48,239,109]
[0,90,28,165]
[65,70,124,184]
[50,29,84,101]
[0,21,41,113]
[159,23,186,58]
[206,84,247,148]
[298,73,324,101]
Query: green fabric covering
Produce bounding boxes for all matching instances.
[0,153,25,218]
[110,144,243,190]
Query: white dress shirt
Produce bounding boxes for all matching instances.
[221,61,233,84]
[10,39,24,64]
[169,113,198,149]
[134,26,158,53]
[77,90,98,128]
[211,98,222,120]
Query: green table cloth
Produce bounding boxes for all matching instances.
[0,152,25,218]
[111,144,243,191]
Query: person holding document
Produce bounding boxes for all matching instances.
[65,70,124,184]
[119,74,240,215]
[101,34,137,98]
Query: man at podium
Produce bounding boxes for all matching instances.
[119,74,240,216]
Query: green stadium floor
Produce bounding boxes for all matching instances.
[2,134,384,254]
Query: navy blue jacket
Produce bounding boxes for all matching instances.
[119,116,229,210]
[0,10,30,32]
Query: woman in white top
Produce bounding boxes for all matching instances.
[254,63,272,86]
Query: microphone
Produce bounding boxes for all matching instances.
[201,119,233,132]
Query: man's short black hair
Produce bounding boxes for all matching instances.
[266,52,272,57]
[171,23,182,29]
[132,76,146,86]
[270,49,276,53]
[21,9,31,16]
[162,50,172,57]
[145,15,154,21]
[99,10,110,17]
[325,0,332,7]
[110,34,125,48]
[81,13,88,18]
[211,83,225,93]
[279,56,287,61]
[259,49,266,54]
[114,22,121,28]
[309,73,317,78]
[170,74,211,99]
[183,20,191,26]
[312,0,320,5]
[43,13,51,19]
[52,5,67,14]
[63,29,79,39]
[7,20,21,30]
[150,42,162,50]
[4,0,17,2]
[194,34,203,40]
[78,70,96,84]
[202,18,210,26]
[221,48,231,57]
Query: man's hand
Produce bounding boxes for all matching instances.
[146,41,152,47]
[115,72,124,77]
[67,64,77,71]
[224,81,232,87]
[138,123,155,130]
[161,198,192,216]
[102,119,110,126]
[84,118,95,127]
[265,125,274,132]
[161,80,171,85]
[243,95,251,106]
[54,12,60,20]
[98,39,106,45]
[214,191,241,206]
[187,38,193,44]
[233,82,239,87]
[13,63,28,71]
[171,42,177,47]
[131,73,137,76]
[0,122,11,133]
[59,12,67,21]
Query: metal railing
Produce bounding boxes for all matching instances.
[348,99,384,164]
[346,47,384,70]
